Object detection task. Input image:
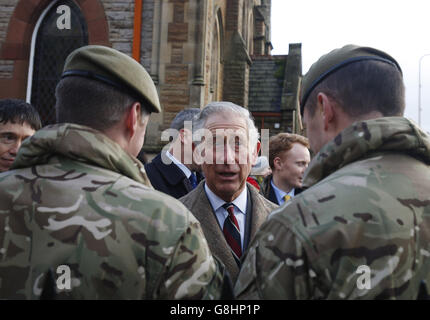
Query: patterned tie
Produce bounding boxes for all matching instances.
[189,172,197,189]
[283,194,291,203]
[222,203,242,258]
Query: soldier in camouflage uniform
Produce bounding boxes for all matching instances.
[0,46,227,299]
[235,45,430,299]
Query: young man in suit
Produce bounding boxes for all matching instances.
[180,102,278,283]
[144,108,203,199]
[261,133,310,205]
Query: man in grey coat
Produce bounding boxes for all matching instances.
[180,102,277,283]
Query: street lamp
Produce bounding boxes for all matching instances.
[418,54,430,127]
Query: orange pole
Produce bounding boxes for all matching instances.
[132,0,143,62]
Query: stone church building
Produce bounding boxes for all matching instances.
[0,0,302,152]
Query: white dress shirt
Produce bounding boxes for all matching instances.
[204,183,247,250]
[271,179,295,205]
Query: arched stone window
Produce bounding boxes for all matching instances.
[27,0,88,126]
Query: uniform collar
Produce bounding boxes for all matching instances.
[11,123,151,186]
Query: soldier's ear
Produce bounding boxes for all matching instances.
[317,93,335,131]
[125,102,140,140]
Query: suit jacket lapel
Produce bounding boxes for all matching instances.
[181,182,274,283]
[243,187,252,252]
[196,171,204,184]
[247,183,271,240]
[268,181,279,205]
[188,183,240,278]
[153,153,192,191]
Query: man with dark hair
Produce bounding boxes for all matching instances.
[0,45,227,299]
[235,45,430,299]
[144,108,203,199]
[261,133,310,205]
[0,99,41,172]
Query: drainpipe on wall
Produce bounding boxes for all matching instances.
[132,0,143,62]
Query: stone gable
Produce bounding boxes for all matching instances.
[0,0,302,152]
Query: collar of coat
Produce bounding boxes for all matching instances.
[303,117,430,188]
[12,123,152,186]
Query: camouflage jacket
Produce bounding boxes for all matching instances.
[0,123,225,299]
[235,117,430,299]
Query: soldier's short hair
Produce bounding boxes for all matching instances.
[0,99,42,130]
[269,133,309,170]
[55,77,150,131]
[305,59,405,118]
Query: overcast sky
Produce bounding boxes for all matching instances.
[271,0,430,134]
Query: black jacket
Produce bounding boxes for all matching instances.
[144,153,204,199]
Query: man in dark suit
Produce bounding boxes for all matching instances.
[144,108,203,199]
[180,102,278,283]
[261,133,310,205]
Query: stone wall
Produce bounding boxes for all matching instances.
[101,0,134,55]
[0,0,295,152]
[0,0,21,83]
[141,0,154,71]
[281,43,302,133]
[222,30,251,107]
[159,0,191,131]
[0,60,13,78]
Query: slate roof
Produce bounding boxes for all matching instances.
[248,55,287,113]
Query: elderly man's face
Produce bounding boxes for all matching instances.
[201,112,258,202]
[0,121,35,172]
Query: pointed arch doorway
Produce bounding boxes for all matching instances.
[27,0,88,126]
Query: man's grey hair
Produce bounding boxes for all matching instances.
[193,101,260,153]
[170,108,201,131]
[168,108,201,142]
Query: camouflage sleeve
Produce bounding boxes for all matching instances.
[157,220,225,300]
[234,216,314,299]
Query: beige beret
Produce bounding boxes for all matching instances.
[300,44,402,116]
[62,45,161,113]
